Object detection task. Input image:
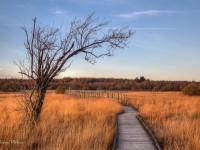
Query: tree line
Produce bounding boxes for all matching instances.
[0,77,193,92]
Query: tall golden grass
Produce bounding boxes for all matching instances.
[0,92,122,150]
[126,92,200,150]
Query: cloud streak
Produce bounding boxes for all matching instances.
[16,4,36,11]
[114,10,180,19]
[52,9,66,15]
[67,0,111,6]
[133,27,175,31]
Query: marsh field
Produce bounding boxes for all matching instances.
[126,92,200,150]
[0,91,200,150]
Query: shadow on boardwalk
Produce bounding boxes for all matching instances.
[115,106,158,150]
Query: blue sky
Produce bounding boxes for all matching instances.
[0,0,200,80]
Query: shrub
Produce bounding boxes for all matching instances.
[82,84,89,90]
[1,82,20,92]
[55,86,66,94]
[182,83,200,96]
[162,85,173,91]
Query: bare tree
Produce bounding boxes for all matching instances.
[17,13,134,124]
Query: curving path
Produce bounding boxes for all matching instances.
[115,106,157,150]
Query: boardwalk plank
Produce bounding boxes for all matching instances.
[115,106,157,150]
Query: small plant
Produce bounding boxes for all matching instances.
[182,83,200,96]
[55,86,66,94]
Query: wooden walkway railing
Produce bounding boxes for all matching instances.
[66,90,128,103]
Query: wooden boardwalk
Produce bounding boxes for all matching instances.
[115,106,157,150]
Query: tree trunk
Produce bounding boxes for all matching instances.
[32,85,47,124]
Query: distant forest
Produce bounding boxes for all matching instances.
[0,76,195,92]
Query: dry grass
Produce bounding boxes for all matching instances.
[0,92,122,150]
[126,92,200,150]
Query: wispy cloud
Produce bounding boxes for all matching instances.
[49,0,58,2]
[134,27,175,31]
[2,23,20,28]
[0,15,21,28]
[67,0,111,6]
[16,4,36,11]
[52,9,66,15]
[114,10,181,19]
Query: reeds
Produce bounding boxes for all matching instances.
[0,92,122,150]
[126,92,200,150]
